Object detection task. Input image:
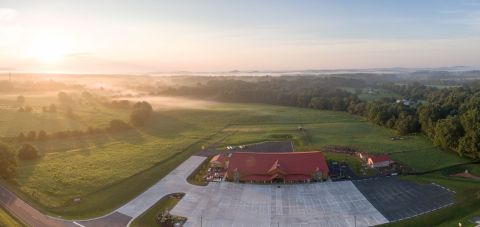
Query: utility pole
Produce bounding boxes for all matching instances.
[354,215,356,227]
[200,216,203,227]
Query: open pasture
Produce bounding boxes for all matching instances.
[0,90,129,136]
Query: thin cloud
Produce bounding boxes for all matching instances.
[0,8,17,22]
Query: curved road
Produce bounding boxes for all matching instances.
[0,156,206,227]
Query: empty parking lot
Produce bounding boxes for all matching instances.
[353,177,455,222]
[171,181,389,227]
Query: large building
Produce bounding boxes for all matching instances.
[225,151,329,183]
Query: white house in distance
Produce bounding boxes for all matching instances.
[396,99,412,106]
[368,154,394,168]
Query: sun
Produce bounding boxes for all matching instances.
[28,36,71,63]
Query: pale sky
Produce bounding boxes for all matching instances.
[1,0,480,73]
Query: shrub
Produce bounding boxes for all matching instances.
[37,130,48,140]
[26,131,36,141]
[130,101,154,127]
[17,95,25,105]
[17,132,26,142]
[58,92,72,105]
[49,104,57,113]
[18,144,39,160]
[87,127,104,134]
[65,107,75,119]
[107,119,131,132]
[0,143,16,179]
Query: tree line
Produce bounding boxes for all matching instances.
[12,100,153,142]
[163,76,480,159]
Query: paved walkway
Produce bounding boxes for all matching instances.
[117,156,206,219]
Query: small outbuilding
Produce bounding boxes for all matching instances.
[368,154,394,168]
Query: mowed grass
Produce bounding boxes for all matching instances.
[214,122,467,172]
[4,100,469,219]
[0,206,24,227]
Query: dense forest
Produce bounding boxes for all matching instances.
[163,76,480,159]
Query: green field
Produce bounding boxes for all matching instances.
[0,206,24,227]
[0,96,469,219]
[211,122,467,172]
[0,91,129,136]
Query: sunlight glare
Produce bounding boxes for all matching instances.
[28,35,71,63]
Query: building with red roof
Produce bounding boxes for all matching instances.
[367,154,394,168]
[210,154,228,168]
[226,151,329,183]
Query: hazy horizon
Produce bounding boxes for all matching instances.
[1,0,480,74]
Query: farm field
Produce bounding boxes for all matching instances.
[1,97,469,219]
[0,91,129,136]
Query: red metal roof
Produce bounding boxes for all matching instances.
[210,154,227,164]
[227,151,329,181]
[369,154,392,163]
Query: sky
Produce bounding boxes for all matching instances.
[1,0,480,73]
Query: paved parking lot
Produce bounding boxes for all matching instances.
[171,181,389,227]
[0,155,457,227]
[353,177,454,222]
[197,141,294,157]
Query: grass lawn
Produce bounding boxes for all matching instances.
[187,157,212,186]
[2,99,470,219]
[0,206,24,227]
[386,165,480,227]
[213,122,467,172]
[130,193,185,227]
